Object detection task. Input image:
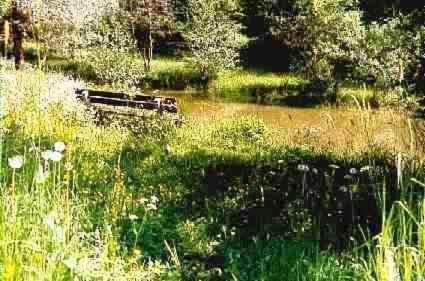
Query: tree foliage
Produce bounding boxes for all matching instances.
[274,0,424,90]
[274,0,363,84]
[118,0,174,72]
[183,0,247,80]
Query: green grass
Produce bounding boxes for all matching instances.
[2,58,425,281]
[211,69,309,97]
[23,45,415,108]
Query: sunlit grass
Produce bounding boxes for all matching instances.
[2,58,425,281]
[211,69,309,96]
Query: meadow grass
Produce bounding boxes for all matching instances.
[23,47,411,108]
[1,59,425,280]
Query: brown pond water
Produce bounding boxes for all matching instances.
[163,91,425,156]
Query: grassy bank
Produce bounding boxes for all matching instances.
[22,45,414,108]
[2,59,425,280]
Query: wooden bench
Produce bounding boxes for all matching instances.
[75,89,179,114]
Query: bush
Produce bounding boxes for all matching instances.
[182,0,247,80]
[80,48,144,87]
[274,0,364,84]
[356,16,423,88]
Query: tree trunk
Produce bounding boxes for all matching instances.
[142,0,153,72]
[3,20,9,58]
[11,2,25,70]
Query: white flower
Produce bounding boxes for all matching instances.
[63,257,78,270]
[50,151,63,162]
[150,195,159,204]
[129,214,138,221]
[328,164,340,169]
[349,168,358,175]
[35,165,49,184]
[297,164,309,172]
[312,168,319,174]
[8,155,24,169]
[210,241,220,246]
[54,226,66,242]
[41,150,54,161]
[43,213,56,230]
[146,203,157,211]
[278,160,284,164]
[54,141,66,152]
[360,166,371,173]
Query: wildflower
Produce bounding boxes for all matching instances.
[54,141,66,152]
[297,164,309,172]
[360,166,371,173]
[210,241,220,246]
[63,257,78,270]
[146,203,157,211]
[54,226,66,242]
[35,165,49,184]
[43,213,56,230]
[129,214,138,221]
[41,150,53,161]
[328,164,340,169]
[349,168,358,175]
[8,155,24,169]
[150,195,159,204]
[278,160,284,164]
[50,151,63,162]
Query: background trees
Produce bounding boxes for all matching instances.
[182,0,247,80]
[118,0,174,72]
[0,0,424,93]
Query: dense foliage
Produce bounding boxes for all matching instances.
[181,0,247,80]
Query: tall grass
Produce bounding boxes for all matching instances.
[1,58,425,281]
[359,176,425,281]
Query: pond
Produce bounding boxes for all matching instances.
[162,90,423,156]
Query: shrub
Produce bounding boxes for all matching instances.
[274,0,364,84]
[182,0,247,80]
[356,16,423,88]
[81,48,145,87]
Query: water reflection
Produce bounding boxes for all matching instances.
[160,91,421,155]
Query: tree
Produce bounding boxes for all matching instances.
[182,0,247,80]
[274,0,364,94]
[119,0,173,72]
[356,16,423,88]
[23,0,120,68]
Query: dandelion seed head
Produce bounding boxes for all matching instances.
[50,151,63,162]
[42,150,54,161]
[297,164,309,172]
[54,141,66,152]
[8,155,24,169]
